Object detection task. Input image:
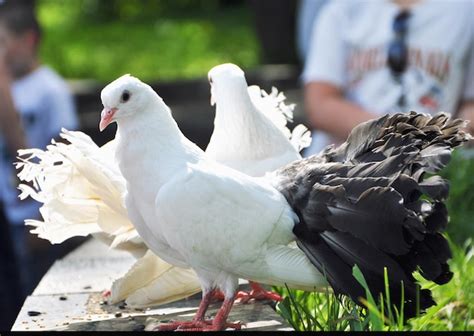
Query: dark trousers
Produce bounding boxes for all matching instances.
[0,204,86,331]
[0,205,23,331]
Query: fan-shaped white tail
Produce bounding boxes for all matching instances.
[15,130,136,248]
[248,85,311,152]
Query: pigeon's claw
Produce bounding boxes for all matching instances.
[213,283,283,304]
[156,320,207,331]
[156,320,242,331]
[237,282,283,304]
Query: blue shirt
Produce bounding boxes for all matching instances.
[0,66,79,225]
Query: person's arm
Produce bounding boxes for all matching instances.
[301,2,378,143]
[304,82,378,141]
[0,57,27,155]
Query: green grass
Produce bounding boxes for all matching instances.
[274,150,474,331]
[274,238,474,331]
[439,149,474,244]
[37,0,260,81]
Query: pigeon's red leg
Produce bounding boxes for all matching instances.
[156,289,214,331]
[206,296,242,331]
[194,289,214,321]
[237,281,283,304]
[158,294,242,331]
[180,296,242,331]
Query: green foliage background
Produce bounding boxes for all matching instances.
[37,0,259,81]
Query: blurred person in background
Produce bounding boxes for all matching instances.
[301,0,474,156]
[295,0,328,64]
[0,2,78,329]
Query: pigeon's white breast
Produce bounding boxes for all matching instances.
[116,138,189,267]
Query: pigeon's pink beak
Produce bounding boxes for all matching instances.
[99,107,118,132]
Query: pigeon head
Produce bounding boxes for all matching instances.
[99,74,158,131]
[208,63,247,106]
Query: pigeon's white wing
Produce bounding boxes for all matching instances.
[248,85,311,152]
[154,162,296,270]
[109,250,201,307]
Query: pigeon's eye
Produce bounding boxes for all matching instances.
[208,76,213,84]
[121,90,131,103]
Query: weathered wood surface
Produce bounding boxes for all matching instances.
[12,239,293,331]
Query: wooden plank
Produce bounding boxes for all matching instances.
[33,240,135,296]
[13,291,292,331]
[13,239,293,331]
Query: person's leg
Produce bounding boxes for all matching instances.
[0,206,23,330]
[10,225,35,298]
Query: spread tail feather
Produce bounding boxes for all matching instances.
[275,112,470,319]
[248,85,311,152]
[15,130,139,250]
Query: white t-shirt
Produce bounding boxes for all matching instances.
[296,0,329,62]
[302,0,474,156]
[0,66,78,225]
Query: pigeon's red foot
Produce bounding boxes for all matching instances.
[156,319,242,331]
[237,282,283,304]
[101,289,111,298]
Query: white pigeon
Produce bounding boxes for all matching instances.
[206,63,310,176]
[99,75,326,330]
[16,64,311,307]
[205,63,311,301]
[99,74,467,330]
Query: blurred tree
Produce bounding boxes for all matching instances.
[78,0,244,23]
[37,0,259,81]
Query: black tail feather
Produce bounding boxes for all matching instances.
[275,112,470,319]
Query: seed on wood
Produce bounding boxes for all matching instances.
[59,296,67,301]
[115,312,122,318]
[133,324,145,331]
[27,311,41,317]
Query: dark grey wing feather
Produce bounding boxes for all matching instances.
[274,111,470,319]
